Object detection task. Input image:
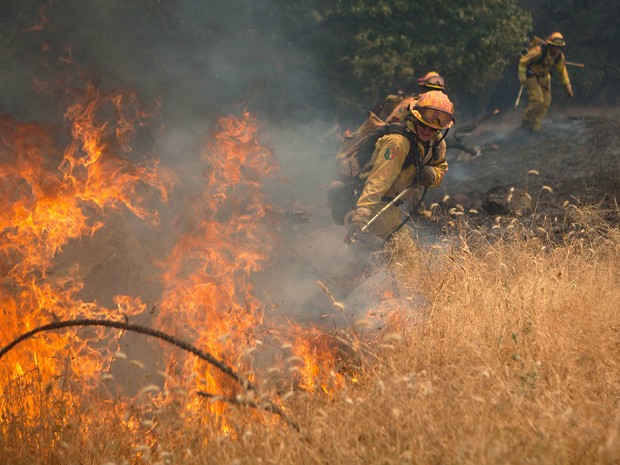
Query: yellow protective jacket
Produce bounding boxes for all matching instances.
[377,93,406,121]
[386,95,418,123]
[352,130,447,223]
[519,45,571,86]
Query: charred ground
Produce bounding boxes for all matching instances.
[420,107,620,238]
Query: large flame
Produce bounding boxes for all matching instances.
[0,81,167,398]
[0,82,353,437]
[154,112,278,429]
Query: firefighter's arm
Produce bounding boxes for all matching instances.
[420,140,448,188]
[352,136,408,223]
[518,62,528,85]
[556,56,573,97]
[518,47,541,84]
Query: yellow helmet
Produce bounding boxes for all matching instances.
[417,71,445,91]
[547,32,566,47]
[409,90,455,130]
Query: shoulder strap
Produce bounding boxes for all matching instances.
[355,124,418,178]
[385,123,444,169]
[386,123,420,170]
[530,44,548,67]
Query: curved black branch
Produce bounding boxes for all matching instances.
[0,318,257,393]
[198,391,300,432]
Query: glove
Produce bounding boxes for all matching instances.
[344,220,365,244]
[565,83,574,98]
[518,72,527,86]
[417,165,436,187]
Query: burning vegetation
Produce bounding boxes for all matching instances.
[1,8,619,465]
[0,64,378,458]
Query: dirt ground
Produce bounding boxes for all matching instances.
[273,104,620,327]
[422,105,620,232]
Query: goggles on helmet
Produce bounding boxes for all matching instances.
[547,32,566,47]
[415,106,453,130]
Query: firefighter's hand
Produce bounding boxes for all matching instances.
[518,73,527,86]
[565,83,574,98]
[344,220,365,244]
[418,166,436,187]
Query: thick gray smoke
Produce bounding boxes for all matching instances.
[0,2,379,345]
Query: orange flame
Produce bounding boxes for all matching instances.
[1,69,355,439]
[289,326,346,397]
[0,80,167,397]
[155,112,278,428]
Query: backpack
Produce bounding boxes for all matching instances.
[521,36,561,72]
[326,111,418,224]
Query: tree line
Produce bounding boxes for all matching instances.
[1,0,617,120]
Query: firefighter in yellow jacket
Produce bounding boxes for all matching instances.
[375,71,446,122]
[519,32,574,133]
[376,72,447,217]
[302,92,455,317]
[346,90,453,250]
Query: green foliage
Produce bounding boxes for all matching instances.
[273,0,532,112]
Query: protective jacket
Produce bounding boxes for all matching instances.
[351,130,447,232]
[519,44,571,87]
[386,96,418,123]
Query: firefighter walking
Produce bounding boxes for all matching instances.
[519,32,574,133]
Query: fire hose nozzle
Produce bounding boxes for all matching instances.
[345,187,412,246]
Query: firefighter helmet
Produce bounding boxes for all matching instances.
[417,71,445,91]
[409,90,455,130]
[547,32,566,47]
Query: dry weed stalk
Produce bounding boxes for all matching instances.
[1,204,619,464]
[0,319,298,431]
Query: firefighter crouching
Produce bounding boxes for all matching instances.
[345,90,454,256]
[302,92,455,316]
[378,72,448,217]
[519,31,574,133]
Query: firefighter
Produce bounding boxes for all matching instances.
[519,32,574,133]
[379,71,446,123]
[375,72,447,216]
[302,91,455,318]
[346,90,453,248]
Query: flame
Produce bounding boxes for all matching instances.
[1,66,356,441]
[289,326,346,396]
[154,111,278,428]
[20,5,50,33]
[0,79,167,401]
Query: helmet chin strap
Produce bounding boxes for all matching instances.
[435,127,450,145]
[409,119,451,147]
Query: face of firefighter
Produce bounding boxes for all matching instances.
[415,121,440,142]
[549,45,561,57]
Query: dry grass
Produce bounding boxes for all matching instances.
[1,205,619,465]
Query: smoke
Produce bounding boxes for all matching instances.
[0,1,409,385]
